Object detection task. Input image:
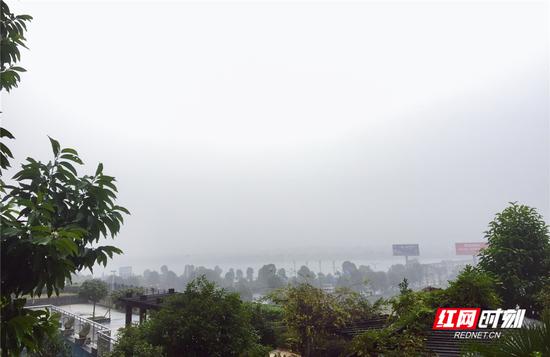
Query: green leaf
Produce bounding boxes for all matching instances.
[59,154,83,164]
[48,137,60,156]
[53,238,78,255]
[60,148,78,155]
[59,161,78,175]
[0,127,15,139]
[32,236,52,245]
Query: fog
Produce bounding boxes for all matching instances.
[3,1,549,275]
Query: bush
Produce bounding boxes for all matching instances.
[112,277,265,357]
[107,325,164,357]
[443,265,501,309]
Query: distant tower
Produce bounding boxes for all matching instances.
[119,266,133,279]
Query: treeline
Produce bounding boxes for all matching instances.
[102,259,464,301]
[109,266,550,357]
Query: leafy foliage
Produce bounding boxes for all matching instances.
[388,285,435,334]
[2,137,128,298]
[478,203,550,315]
[107,325,165,357]
[346,328,427,357]
[268,283,381,357]
[79,279,109,318]
[28,329,71,357]
[0,127,14,175]
[245,302,285,349]
[1,138,128,355]
[0,2,32,92]
[443,265,501,309]
[0,299,59,356]
[114,277,264,357]
[79,279,109,303]
[464,310,550,357]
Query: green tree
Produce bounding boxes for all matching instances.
[79,279,109,318]
[1,139,128,355]
[443,265,501,309]
[464,310,550,357]
[107,325,165,357]
[347,328,426,357]
[0,2,32,175]
[116,277,264,356]
[28,330,71,357]
[269,284,349,357]
[0,2,128,355]
[0,2,31,92]
[245,302,285,349]
[478,203,550,315]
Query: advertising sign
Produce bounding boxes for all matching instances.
[392,244,419,256]
[455,242,487,256]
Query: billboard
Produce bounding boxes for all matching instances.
[455,242,487,256]
[392,244,420,256]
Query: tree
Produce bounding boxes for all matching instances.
[245,302,285,349]
[0,2,30,175]
[465,309,550,356]
[478,203,550,315]
[387,264,407,290]
[0,2,32,175]
[79,279,109,318]
[297,265,316,284]
[28,330,71,357]
[0,2,31,92]
[443,265,501,309]
[347,328,425,357]
[1,139,128,355]
[0,2,128,355]
[224,268,236,287]
[107,325,165,357]
[119,277,263,356]
[269,284,349,357]
[258,264,284,290]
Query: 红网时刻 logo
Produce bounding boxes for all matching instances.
[433,308,525,330]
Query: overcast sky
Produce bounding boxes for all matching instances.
[3,1,549,273]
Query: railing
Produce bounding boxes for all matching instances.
[27,305,117,356]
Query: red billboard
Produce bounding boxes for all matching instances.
[455,242,487,255]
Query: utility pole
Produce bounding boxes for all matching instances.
[110,270,116,291]
[110,270,116,320]
[318,260,322,288]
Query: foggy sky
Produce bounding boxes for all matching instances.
[2,1,549,273]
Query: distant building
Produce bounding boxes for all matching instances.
[119,266,133,278]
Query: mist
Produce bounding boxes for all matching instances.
[3,1,549,276]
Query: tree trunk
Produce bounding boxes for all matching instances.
[93,302,96,318]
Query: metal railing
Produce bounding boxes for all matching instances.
[27,305,117,356]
